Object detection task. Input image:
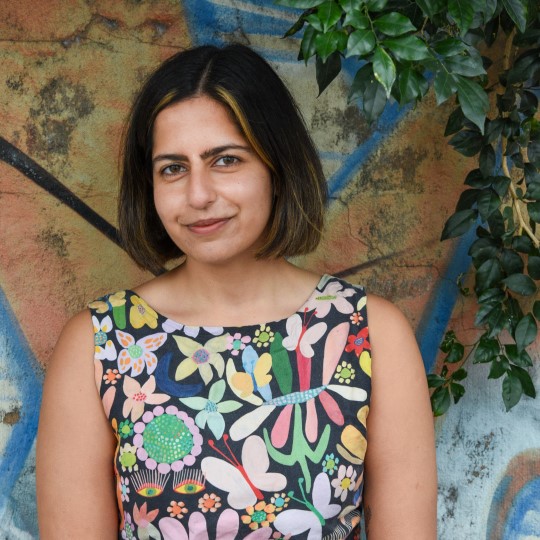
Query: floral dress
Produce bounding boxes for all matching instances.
[89,275,372,540]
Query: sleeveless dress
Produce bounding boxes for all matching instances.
[89,275,371,540]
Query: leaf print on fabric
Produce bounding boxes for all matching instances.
[130,295,159,330]
[179,379,242,439]
[93,315,118,360]
[274,473,341,539]
[133,405,203,474]
[133,502,160,540]
[123,375,170,422]
[173,334,228,385]
[159,508,273,540]
[116,330,167,377]
[89,291,127,329]
[359,350,372,377]
[305,281,355,318]
[162,318,223,338]
[201,434,286,510]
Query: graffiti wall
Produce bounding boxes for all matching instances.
[0,1,538,538]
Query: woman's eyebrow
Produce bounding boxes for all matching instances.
[152,144,252,165]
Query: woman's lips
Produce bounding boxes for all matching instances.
[187,218,230,234]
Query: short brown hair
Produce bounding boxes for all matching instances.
[119,44,327,274]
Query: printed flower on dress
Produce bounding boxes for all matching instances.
[168,501,188,519]
[344,327,370,356]
[159,509,274,540]
[133,502,160,540]
[270,492,290,512]
[305,280,355,318]
[179,379,242,439]
[133,405,203,474]
[253,324,275,348]
[119,476,130,502]
[122,375,170,422]
[89,290,126,313]
[322,453,339,475]
[103,368,121,385]
[119,419,135,439]
[334,362,355,384]
[331,464,357,502]
[350,311,363,325]
[93,315,117,361]
[130,296,159,329]
[116,330,167,377]
[119,443,139,473]
[173,334,228,385]
[162,318,223,338]
[122,511,137,540]
[198,493,222,513]
[227,332,251,356]
[241,501,277,530]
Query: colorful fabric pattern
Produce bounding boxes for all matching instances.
[89,275,371,540]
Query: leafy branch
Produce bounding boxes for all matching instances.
[276,0,539,413]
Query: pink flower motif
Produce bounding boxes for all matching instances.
[122,375,170,422]
[226,332,251,356]
[116,329,167,377]
[133,405,203,474]
[330,464,357,502]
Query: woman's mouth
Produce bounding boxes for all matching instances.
[187,218,230,234]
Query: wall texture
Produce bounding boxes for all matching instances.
[0,1,538,538]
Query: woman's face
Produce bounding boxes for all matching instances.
[151,96,273,267]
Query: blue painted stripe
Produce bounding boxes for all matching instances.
[503,476,540,538]
[0,287,43,517]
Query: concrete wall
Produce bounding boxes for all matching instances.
[0,1,538,538]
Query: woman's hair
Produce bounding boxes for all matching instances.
[119,43,327,274]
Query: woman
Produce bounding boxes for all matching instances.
[37,44,436,539]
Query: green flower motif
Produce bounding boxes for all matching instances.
[180,379,242,439]
[322,452,339,475]
[119,420,134,439]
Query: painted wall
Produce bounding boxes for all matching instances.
[0,1,538,538]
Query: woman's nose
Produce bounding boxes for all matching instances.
[186,166,217,209]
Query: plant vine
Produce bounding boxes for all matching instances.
[275,0,539,413]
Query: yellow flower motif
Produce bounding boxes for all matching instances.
[130,295,158,329]
[334,361,356,384]
[253,324,275,348]
[89,291,126,313]
[241,501,277,530]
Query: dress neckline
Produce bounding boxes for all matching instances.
[125,273,331,332]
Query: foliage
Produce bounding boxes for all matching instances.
[276,0,540,413]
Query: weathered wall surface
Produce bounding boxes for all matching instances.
[0,1,538,538]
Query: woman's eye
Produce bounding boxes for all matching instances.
[215,155,239,167]
[162,164,184,175]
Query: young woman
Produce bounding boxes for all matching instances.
[37,44,437,539]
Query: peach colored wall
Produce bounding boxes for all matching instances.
[0,1,538,538]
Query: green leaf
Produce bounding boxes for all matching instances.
[515,314,538,351]
[476,258,503,291]
[533,300,540,321]
[344,10,370,28]
[346,29,376,57]
[300,25,319,63]
[316,51,342,94]
[526,182,540,201]
[478,287,505,304]
[502,373,523,411]
[315,30,347,61]
[431,386,451,416]
[490,176,511,198]
[348,63,374,102]
[398,68,428,104]
[366,0,389,11]
[450,382,466,403]
[477,189,500,221]
[501,0,528,32]
[452,368,468,381]
[529,202,540,223]
[316,1,343,32]
[488,210,505,239]
[339,0,357,12]
[275,0,326,7]
[456,189,480,211]
[441,209,478,240]
[503,274,537,296]
[448,130,483,157]
[445,54,487,77]
[373,12,417,36]
[479,145,496,177]
[501,249,524,275]
[488,357,508,379]
[284,16,305,38]
[440,330,457,353]
[510,365,536,398]
[373,46,396,98]
[487,307,507,338]
[505,344,533,367]
[456,76,489,134]
[415,0,446,18]
[383,35,430,61]
[433,37,467,57]
[362,79,388,122]
[527,256,540,279]
[448,0,474,35]
[445,107,466,136]
[474,334,500,363]
[446,342,465,363]
[434,71,458,105]
[427,374,447,388]
[512,235,535,254]
[464,168,489,188]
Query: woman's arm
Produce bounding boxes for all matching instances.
[36,310,118,539]
[363,294,437,539]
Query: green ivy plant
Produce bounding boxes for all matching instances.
[275,0,539,414]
